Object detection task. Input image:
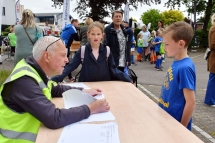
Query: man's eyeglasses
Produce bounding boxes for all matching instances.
[45,38,65,51]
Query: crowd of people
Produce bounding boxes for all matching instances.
[0,8,215,142]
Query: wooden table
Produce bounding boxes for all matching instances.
[36,81,203,143]
[70,41,80,52]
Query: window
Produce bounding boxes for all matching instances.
[39,17,54,24]
[2,7,5,16]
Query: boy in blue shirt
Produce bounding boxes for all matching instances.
[158,21,196,131]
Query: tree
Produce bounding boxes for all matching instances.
[162,10,184,26]
[73,0,161,21]
[140,9,163,30]
[165,0,215,33]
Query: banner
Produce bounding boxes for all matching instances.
[0,0,3,35]
[124,2,129,22]
[62,0,70,28]
[15,0,21,24]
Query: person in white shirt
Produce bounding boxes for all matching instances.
[43,21,51,36]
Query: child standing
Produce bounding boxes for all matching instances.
[153,30,163,70]
[158,21,196,131]
[148,30,156,64]
[52,22,131,83]
[8,25,16,56]
[137,34,143,62]
[130,28,137,65]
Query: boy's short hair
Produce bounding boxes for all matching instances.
[71,19,78,24]
[162,21,194,48]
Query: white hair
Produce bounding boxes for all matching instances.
[32,36,60,60]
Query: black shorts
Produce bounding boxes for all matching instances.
[156,52,161,56]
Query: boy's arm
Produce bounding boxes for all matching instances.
[181,88,196,127]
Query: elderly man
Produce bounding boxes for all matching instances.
[0,36,110,143]
[104,10,130,71]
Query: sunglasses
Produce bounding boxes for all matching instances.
[45,38,65,51]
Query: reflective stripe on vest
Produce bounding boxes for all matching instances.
[0,59,54,142]
[0,128,37,142]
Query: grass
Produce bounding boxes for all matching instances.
[0,69,11,87]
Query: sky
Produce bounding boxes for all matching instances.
[20,0,194,23]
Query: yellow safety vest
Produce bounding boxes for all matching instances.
[0,59,56,143]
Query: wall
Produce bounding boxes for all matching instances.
[2,0,16,25]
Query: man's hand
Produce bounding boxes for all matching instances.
[88,99,110,114]
[82,88,102,97]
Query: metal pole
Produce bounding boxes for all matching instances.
[194,0,197,46]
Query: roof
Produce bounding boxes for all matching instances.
[34,12,62,17]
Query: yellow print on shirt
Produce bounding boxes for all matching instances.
[167,67,173,81]
[159,98,169,108]
[163,67,174,90]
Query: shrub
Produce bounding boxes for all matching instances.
[189,30,208,49]
[0,69,11,87]
[1,32,9,36]
[134,28,142,41]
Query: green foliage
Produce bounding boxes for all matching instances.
[1,32,9,36]
[74,0,161,20]
[190,30,208,49]
[162,10,184,25]
[134,28,142,41]
[0,69,11,87]
[130,17,137,22]
[164,0,215,32]
[4,26,11,32]
[140,9,163,30]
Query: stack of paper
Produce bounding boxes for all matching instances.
[58,122,120,143]
[60,83,120,143]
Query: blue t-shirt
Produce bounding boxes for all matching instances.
[158,57,196,130]
[154,36,162,52]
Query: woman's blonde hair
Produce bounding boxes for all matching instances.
[84,17,93,26]
[87,21,104,33]
[211,13,215,25]
[21,9,35,28]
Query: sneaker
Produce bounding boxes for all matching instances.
[204,103,215,107]
[131,62,137,66]
[156,68,163,71]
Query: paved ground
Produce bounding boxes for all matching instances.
[0,49,214,143]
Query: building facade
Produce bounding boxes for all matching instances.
[2,0,16,25]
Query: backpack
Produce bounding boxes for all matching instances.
[73,45,110,81]
[80,45,110,64]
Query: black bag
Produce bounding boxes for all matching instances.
[128,68,138,87]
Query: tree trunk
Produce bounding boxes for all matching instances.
[203,0,213,32]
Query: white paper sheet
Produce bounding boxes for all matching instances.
[58,122,120,143]
[66,82,90,89]
[62,89,96,109]
[62,89,115,123]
